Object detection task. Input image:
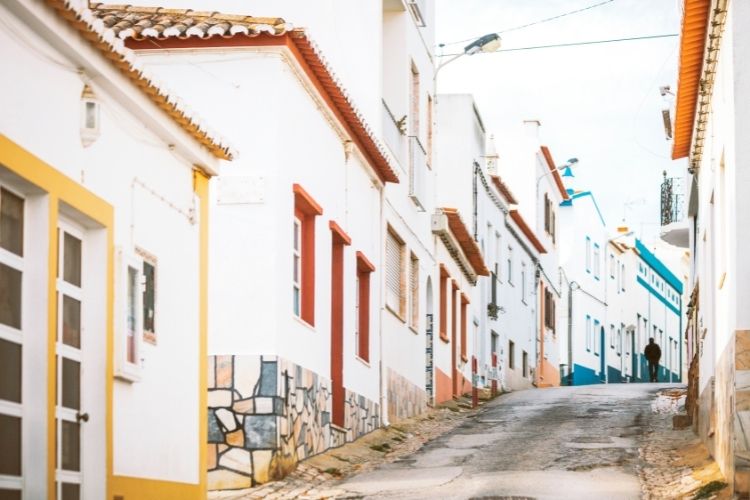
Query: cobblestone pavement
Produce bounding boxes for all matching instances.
[208,396,479,500]
[209,386,729,499]
[639,388,728,499]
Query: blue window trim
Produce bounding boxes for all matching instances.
[593,319,600,356]
[637,276,681,316]
[585,314,592,352]
[635,239,683,294]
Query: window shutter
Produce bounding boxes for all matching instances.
[409,255,419,327]
[385,232,401,312]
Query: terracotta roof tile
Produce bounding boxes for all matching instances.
[509,210,547,254]
[540,146,570,201]
[92,6,398,183]
[46,0,235,162]
[91,4,290,39]
[441,208,490,277]
[490,174,518,205]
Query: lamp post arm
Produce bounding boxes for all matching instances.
[434,52,465,81]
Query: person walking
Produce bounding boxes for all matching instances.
[644,337,661,383]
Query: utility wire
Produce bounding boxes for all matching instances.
[440,0,617,47]
[438,33,678,57]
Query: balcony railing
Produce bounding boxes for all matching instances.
[382,99,404,166]
[660,172,688,248]
[409,135,427,211]
[660,172,684,226]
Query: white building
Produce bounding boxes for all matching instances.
[90,0,438,489]
[558,190,609,385]
[668,0,750,492]
[496,121,567,387]
[558,186,684,386]
[0,0,230,498]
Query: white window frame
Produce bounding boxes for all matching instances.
[507,246,513,285]
[55,219,85,496]
[521,262,526,303]
[593,244,601,279]
[115,249,144,383]
[585,237,591,272]
[495,232,502,282]
[0,184,25,495]
[585,315,592,351]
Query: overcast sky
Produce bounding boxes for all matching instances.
[435,0,687,242]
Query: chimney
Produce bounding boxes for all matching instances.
[523,119,541,139]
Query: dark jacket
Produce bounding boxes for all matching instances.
[644,343,661,363]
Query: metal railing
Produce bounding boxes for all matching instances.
[382,99,404,166]
[660,172,684,226]
[409,135,426,211]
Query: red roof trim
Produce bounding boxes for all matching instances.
[125,31,399,184]
[509,210,547,254]
[490,174,518,204]
[540,146,570,200]
[441,208,490,277]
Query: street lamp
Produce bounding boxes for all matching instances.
[435,33,502,79]
[536,157,578,198]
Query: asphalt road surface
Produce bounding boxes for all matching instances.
[339,383,678,499]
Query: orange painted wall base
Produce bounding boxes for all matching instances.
[435,368,453,404]
[537,359,561,387]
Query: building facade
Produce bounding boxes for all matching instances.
[0,0,230,498]
[90,0,438,490]
[668,0,750,493]
[558,185,684,387]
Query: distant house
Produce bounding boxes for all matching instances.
[91,0,437,491]
[558,187,683,386]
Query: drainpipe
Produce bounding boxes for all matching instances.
[567,279,575,386]
[378,184,389,428]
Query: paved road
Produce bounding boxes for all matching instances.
[339,383,679,499]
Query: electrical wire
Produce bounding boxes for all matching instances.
[438,33,678,57]
[439,0,617,47]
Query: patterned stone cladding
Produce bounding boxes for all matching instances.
[207,355,379,490]
[387,368,427,422]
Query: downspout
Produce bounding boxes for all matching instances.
[378,184,388,427]
[472,166,478,240]
[538,277,544,386]
[560,267,575,386]
[568,280,574,385]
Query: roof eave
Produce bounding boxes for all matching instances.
[671,0,711,160]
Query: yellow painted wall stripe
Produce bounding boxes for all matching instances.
[194,169,210,499]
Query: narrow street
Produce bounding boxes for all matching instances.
[338,384,680,499]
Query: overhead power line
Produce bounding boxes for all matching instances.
[438,33,678,57]
[440,0,617,47]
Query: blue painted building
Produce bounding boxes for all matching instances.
[559,188,684,385]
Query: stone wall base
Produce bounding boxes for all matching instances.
[387,368,427,422]
[206,355,379,490]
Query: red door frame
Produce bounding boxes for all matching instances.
[330,221,350,427]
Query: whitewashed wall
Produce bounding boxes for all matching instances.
[0,3,208,487]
